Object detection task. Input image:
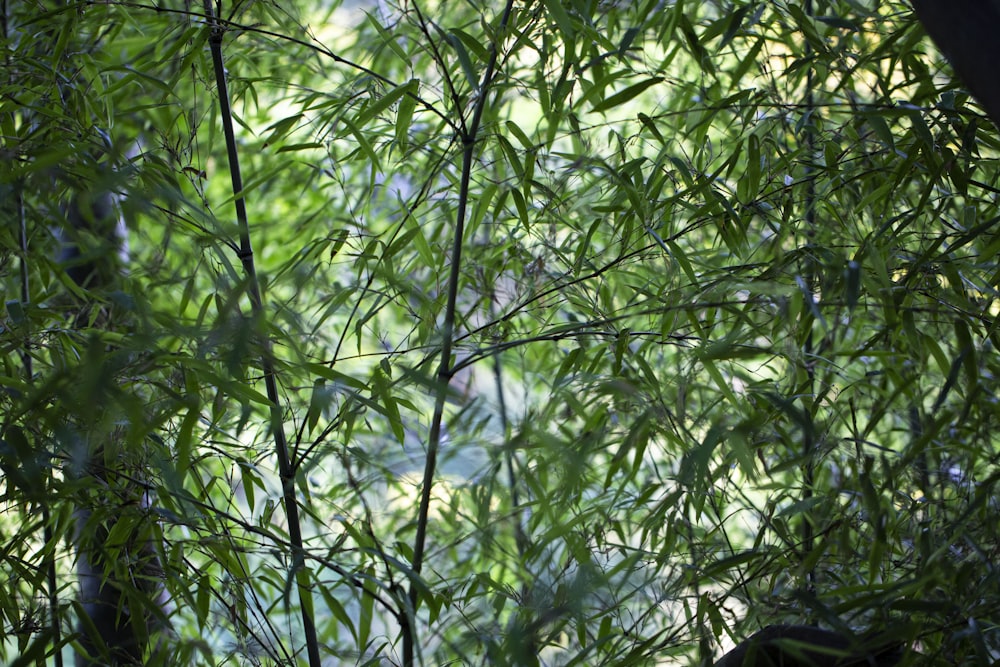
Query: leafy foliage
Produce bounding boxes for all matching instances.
[2,0,1000,665]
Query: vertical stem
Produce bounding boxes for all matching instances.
[201,5,321,667]
[801,0,817,595]
[17,183,63,666]
[403,2,516,665]
[7,0,62,649]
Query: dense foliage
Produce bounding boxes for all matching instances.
[2,0,999,664]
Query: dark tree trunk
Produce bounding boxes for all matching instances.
[59,161,171,666]
[714,625,904,667]
[910,0,1000,128]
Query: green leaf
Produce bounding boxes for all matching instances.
[339,116,381,171]
[543,0,575,38]
[506,120,534,150]
[306,378,327,435]
[815,15,861,31]
[261,114,303,147]
[637,112,666,145]
[435,25,480,89]
[395,81,418,151]
[591,77,664,113]
[175,405,199,475]
[354,80,416,130]
[449,28,490,60]
[322,588,358,644]
[359,566,376,649]
[845,259,861,311]
[365,12,410,63]
[371,367,404,444]
[496,134,525,180]
[509,188,529,228]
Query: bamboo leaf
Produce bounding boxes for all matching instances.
[354,80,416,129]
[543,0,575,38]
[395,80,418,151]
[591,77,664,113]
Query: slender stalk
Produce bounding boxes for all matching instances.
[16,181,63,665]
[801,0,817,595]
[403,1,517,665]
[8,0,62,648]
[201,5,321,666]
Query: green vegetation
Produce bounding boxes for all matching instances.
[2,0,999,664]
